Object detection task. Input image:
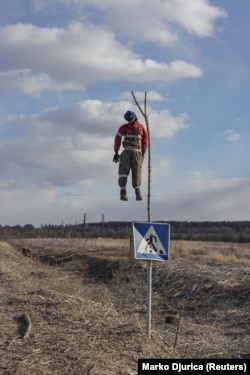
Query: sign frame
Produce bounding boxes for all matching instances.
[132,221,170,261]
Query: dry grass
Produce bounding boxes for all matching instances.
[0,238,249,374]
[171,240,250,266]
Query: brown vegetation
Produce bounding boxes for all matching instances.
[0,238,249,374]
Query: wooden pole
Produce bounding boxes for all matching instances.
[131,91,152,222]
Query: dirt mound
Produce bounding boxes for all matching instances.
[0,239,249,374]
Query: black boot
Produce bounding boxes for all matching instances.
[120,188,128,201]
[135,188,142,201]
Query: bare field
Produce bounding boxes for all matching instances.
[0,238,249,374]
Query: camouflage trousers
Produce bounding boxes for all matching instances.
[118,150,143,189]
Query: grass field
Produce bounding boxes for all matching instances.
[0,238,249,374]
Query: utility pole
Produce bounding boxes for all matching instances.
[131,91,153,339]
[101,213,105,237]
[82,213,87,238]
[61,220,64,237]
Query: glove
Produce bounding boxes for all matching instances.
[113,153,120,163]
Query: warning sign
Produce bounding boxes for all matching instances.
[132,222,170,261]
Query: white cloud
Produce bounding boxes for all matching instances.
[149,110,190,138]
[152,177,250,221]
[0,182,56,224]
[1,0,242,227]
[1,172,250,225]
[0,133,112,186]
[18,98,190,139]
[0,22,202,94]
[0,98,190,194]
[102,0,227,45]
[32,0,46,11]
[32,0,227,44]
[0,69,57,95]
[164,0,227,36]
[1,0,227,96]
[223,129,241,142]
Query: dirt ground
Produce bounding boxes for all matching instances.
[0,238,249,374]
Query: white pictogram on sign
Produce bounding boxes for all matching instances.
[137,226,167,255]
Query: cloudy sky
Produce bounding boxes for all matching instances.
[0,0,249,226]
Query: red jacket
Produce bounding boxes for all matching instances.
[114,120,148,155]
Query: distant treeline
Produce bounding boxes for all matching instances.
[1,221,250,242]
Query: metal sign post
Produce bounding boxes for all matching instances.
[146,260,152,338]
[132,221,170,338]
